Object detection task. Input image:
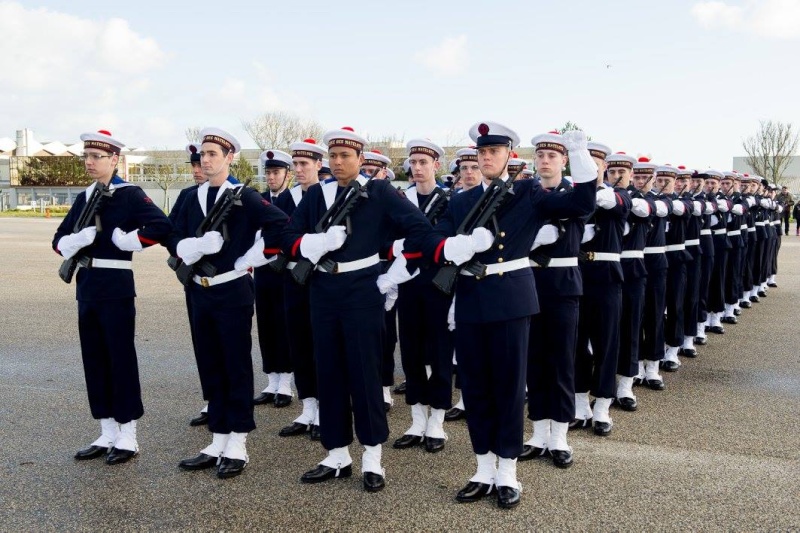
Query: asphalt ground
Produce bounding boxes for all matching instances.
[1,218,798,531]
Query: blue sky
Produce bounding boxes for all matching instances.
[1,0,798,170]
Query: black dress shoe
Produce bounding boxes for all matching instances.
[279,422,310,437]
[645,378,666,391]
[189,412,209,426]
[393,381,407,394]
[105,447,137,465]
[393,434,424,449]
[721,316,737,325]
[74,445,108,460]
[274,394,292,408]
[309,425,321,441]
[733,308,742,316]
[217,457,247,479]
[708,325,725,335]
[456,481,496,503]
[616,397,638,411]
[568,417,592,430]
[496,486,521,509]
[551,449,573,469]
[300,464,352,483]
[740,300,751,309]
[253,392,275,405]
[767,282,778,288]
[179,453,218,471]
[660,360,680,372]
[518,444,550,462]
[679,347,697,358]
[424,436,445,453]
[384,402,391,413]
[363,472,385,493]
[704,324,711,332]
[632,376,644,386]
[695,336,707,345]
[750,295,760,303]
[445,407,465,421]
[758,290,767,297]
[593,421,612,436]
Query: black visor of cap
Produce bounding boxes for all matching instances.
[264,160,290,169]
[476,134,512,147]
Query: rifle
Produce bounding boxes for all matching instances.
[58,182,113,283]
[290,180,367,285]
[173,179,252,286]
[431,177,515,295]
[419,187,448,225]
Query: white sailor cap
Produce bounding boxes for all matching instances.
[363,150,392,167]
[605,152,637,169]
[587,141,612,160]
[407,138,444,159]
[448,160,459,173]
[521,169,535,177]
[469,121,520,148]
[676,165,694,178]
[455,147,478,163]
[290,138,326,160]
[322,126,367,152]
[655,164,679,178]
[259,149,294,170]
[531,131,567,155]
[702,169,724,180]
[80,130,125,154]
[387,169,396,181]
[722,171,739,180]
[633,156,657,174]
[508,151,526,170]
[200,127,240,154]
[185,143,201,163]
[402,158,411,173]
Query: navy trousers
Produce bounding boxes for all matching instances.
[382,306,397,387]
[254,267,292,374]
[284,280,316,400]
[683,255,701,337]
[575,282,621,398]
[641,267,667,361]
[619,276,646,377]
[665,262,687,347]
[709,244,727,313]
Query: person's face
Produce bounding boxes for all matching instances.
[632,173,652,192]
[292,157,321,187]
[535,149,567,180]
[200,142,233,181]
[265,167,289,192]
[409,154,439,184]
[675,176,690,193]
[190,162,205,185]
[477,145,511,180]
[705,178,719,194]
[691,177,704,192]
[459,160,483,190]
[656,176,675,194]
[361,163,387,179]
[720,178,733,195]
[83,148,118,181]
[606,166,631,189]
[328,146,364,180]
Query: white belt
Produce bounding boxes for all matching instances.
[79,258,133,270]
[728,230,741,236]
[771,220,781,225]
[665,244,686,252]
[193,269,250,287]
[747,228,756,233]
[621,250,644,259]
[643,246,666,254]
[713,229,727,235]
[582,252,621,262]
[316,253,380,274]
[700,229,712,236]
[740,224,748,230]
[685,239,700,246]
[530,257,579,268]
[755,222,767,226]
[287,261,298,269]
[462,257,531,276]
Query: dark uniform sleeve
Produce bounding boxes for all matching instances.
[378,181,433,259]
[168,187,191,224]
[126,187,173,247]
[281,187,314,260]
[52,193,86,255]
[534,181,596,219]
[241,188,288,255]
[609,187,633,218]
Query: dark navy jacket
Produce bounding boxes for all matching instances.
[643,190,669,272]
[622,189,656,280]
[580,185,631,284]
[664,192,693,265]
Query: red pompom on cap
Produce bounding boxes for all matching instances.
[98,130,112,136]
[342,126,354,132]
[478,123,490,136]
[303,138,316,144]
[266,151,274,159]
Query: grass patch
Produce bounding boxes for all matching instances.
[0,209,68,218]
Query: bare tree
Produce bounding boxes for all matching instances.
[185,127,202,143]
[241,111,324,151]
[743,120,800,184]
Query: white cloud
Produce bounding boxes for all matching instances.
[691,0,800,39]
[413,35,469,77]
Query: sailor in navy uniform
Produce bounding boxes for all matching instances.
[739,175,758,310]
[704,170,731,334]
[693,172,715,347]
[677,168,708,358]
[362,149,399,410]
[53,130,171,465]
[420,123,595,508]
[521,131,595,471]
[720,172,747,325]
[283,127,432,493]
[171,128,288,479]
[615,155,654,410]
[253,150,294,408]
[391,138,454,454]
[276,139,326,439]
[573,143,631,437]
[168,143,211,427]
[507,152,527,181]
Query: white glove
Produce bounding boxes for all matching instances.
[562,130,598,184]
[731,204,744,216]
[57,226,97,260]
[443,227,494,266]
[777,204,784,214]
[447,296,456,332]
[671,199,686,216]
[623,221,631,236]
[111,228,143,252]
[655,200,669,217]
[376,274,398,311]
[704,201,715,215]
[299,225,347,264]
[392,238,405,258]
[760,198,771,209]
[384,252,419,285]
[176,231,224,266]
[746,196,756,207]
[631,198,650,218]
[717,199,731,212]
[234,237,269,272]
[596,188,616,210]
[531,224,560,250]
[581,223,596,243]
[711,214,720,227]
[692,201,703,216]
